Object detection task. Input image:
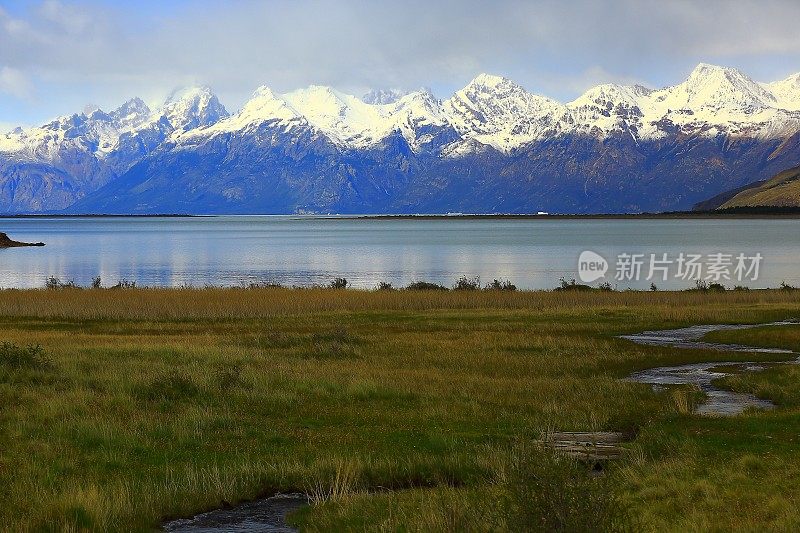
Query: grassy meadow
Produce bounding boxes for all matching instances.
[1,287,799,531]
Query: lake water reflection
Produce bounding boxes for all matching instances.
[0,216,797,290]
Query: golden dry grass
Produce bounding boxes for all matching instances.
[0,286,796,320]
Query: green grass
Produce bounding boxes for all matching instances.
[705,323,800,410]
[0,288,799,531]
[705,323,800,352]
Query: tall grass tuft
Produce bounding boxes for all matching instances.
[307,458,360,504]
[670,386,701,415]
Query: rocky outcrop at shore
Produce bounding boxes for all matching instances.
[0,232,44,247]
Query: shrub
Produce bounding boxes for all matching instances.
[111,279,137,289]
[91,276,102,289]
[554,277,594,292]
[0,343,52,371]
[688,280,726,292]
[375,281,395,291]
[329,278,348,290]
[45,277,77,290]
[453,275,481,291]
[507,444,632,532]
[780,281,797,291]
[406,281,449,291]
[485,279,517,291]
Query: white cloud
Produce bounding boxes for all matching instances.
[536,67,652,100]
[0,67,33,99]
[0,121,22,133]
[37,0,91,34]
[2,0,800,122]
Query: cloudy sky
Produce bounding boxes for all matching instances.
[1,0,800,131]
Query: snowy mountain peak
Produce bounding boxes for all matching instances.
[774,72,800,88]
[569,83,648,107]
[249,85,284,102]
[689,62,734,79]
[281,85,392,147]
[467,73,513,89]
[7,63,800,215]
[567,83,650,136]
[362,88,408,105]
[164,86,213,104]
[185,85,301,138]
[767,73,800,111]
[687,64,768,94]
[113,97,150,117]
[669,63,777,112]
[284,85,348,111]
[8,64,800,166]
[110,98,151,130]
[394,89,438,107]
[159,86,228,132]
[444,73,568,151]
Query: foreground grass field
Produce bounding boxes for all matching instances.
[1,288,799,531]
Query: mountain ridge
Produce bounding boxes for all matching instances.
[3,63,800,214]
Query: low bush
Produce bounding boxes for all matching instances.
[0,343,52,371]
[554,277,595,292]
[329,278,348,290]
[406,281,449,291]
[485,279,517,291]
[45,277,78,290]
[507,444,632,532]
[111,279,137,289]
[688,280,726,292]
[453,275,481,291]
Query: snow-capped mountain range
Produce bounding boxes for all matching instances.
[2,63,800,214]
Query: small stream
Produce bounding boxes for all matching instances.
[162,493,308,532]
[622,321,798,416]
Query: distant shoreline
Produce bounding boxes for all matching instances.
[351,209,800,220]
[1,207,800,219]
[0,214,202,219]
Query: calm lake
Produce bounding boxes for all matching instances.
[0,216,798,290]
